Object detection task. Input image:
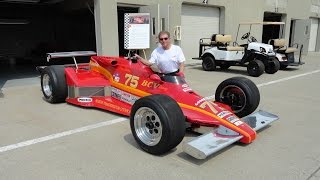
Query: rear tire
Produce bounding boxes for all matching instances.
[202,56,216,71]
[130,94,186,155]
[247,59,265,77]
[215,77,260,117]
[41,65,67,103]
[265,58,280,74]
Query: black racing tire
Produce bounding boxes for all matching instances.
[265,58,280,74]
[40,65,67,103]
[280,64,288,70]
[215,77,260,117]
[130,94,186,155]
[202,55,216,71]
[247,59,265,77]
[220,63,231,70]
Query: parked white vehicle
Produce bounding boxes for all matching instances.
[194,30,280,77]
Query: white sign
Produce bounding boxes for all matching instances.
[124,13,150,49]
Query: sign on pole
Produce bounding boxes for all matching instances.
[124,13,150,50]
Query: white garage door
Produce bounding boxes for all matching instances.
[181,4,220,61]
[309,18,319,52]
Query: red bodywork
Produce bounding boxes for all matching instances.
[64,56,256,143]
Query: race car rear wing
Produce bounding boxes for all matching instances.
[46,51,97,62]
[36,51,97,73]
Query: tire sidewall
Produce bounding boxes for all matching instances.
[41,65,67,103]
[130,94,185,155]
[202,55,216,71]
[247,59,265,77]
[215,77,260,117]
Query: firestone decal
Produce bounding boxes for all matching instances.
[77,97,92,103]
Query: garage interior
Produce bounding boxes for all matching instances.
[262,12,283,44]
[0,0,96,90]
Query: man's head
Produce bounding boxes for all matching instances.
[158,31,171,50]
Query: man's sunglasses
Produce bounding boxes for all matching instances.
[159,37,169,41]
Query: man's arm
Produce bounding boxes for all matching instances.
[134,54,153,66]
[179,62,185,73]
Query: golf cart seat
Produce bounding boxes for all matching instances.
[215,34,244,51]
[269,39,298,54]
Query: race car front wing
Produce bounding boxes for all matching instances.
[182,110,278,159]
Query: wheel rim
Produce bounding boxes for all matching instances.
[219,85,247,114]
[134,107,162,146]
[42,74,52,97]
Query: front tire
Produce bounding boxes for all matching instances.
[265,58,280,74]
[202,56,216,71]
[247,59,265,77]
[130,94,186,155]
[215,77,260,117]
[41,65,67,103]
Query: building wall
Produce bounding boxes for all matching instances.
[94,0,319,57]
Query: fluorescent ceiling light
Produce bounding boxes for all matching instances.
[0,0,40,3]
[0,19,29,25]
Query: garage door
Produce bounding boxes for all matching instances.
[309,18,319,52]
[181,4,220,61]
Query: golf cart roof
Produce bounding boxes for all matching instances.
[239,21,285,25]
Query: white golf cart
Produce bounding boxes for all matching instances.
[264,22,304,69]
[194,22,281,77]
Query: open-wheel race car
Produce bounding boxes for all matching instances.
[39,51,278,159]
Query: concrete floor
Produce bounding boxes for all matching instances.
[0,53,320,180]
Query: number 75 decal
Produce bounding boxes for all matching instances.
[125,74,140,88]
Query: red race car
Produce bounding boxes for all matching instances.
[39,51,278,159]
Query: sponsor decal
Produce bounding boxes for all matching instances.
[141,80,160,89]
[217,111,232,118]
[111,87,139,105]
[95,99,130,114]
[182,84,192,92]
[234,120,243,126]
[226,116,240,123]
[77,97,92,103]
[195,95,215,106]
[113,73,120,82]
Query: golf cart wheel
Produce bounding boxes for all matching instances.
[202,55,216,71]
[220,63,231,70]
[265,58,280,74]
[215,77,260,118]
[247,59,265,77]
[280,64,288,70]
[41,65,67,103]
[130,94,186,155]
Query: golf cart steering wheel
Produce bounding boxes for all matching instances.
[241,32,250,40]
[250,36,257,42]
